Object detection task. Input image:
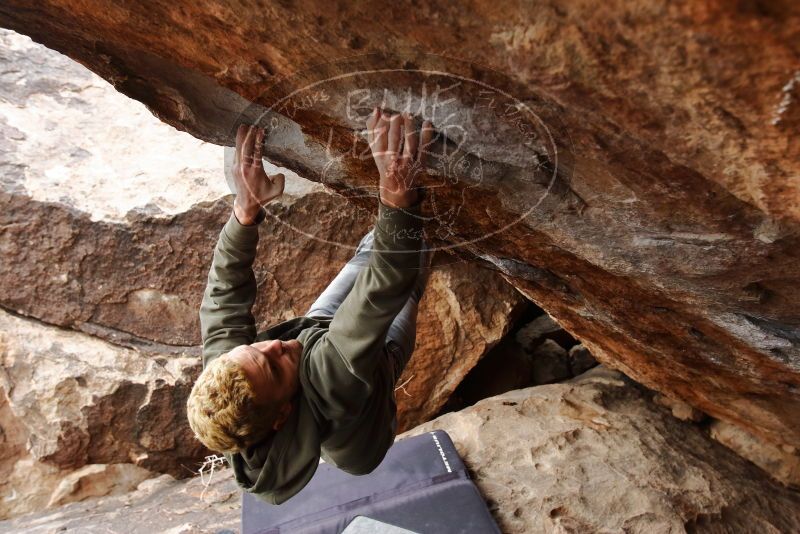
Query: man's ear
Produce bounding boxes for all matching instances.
[272,401,293,431]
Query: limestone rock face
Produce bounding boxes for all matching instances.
[47,463,154,508]
[528,339,571,385]
[0,310,204,475]
[567,344,598,377]
[395,262,525,430]
[710,419,800,489]
[1,186,523,430]
[405,368,800,533]
[6,368,799,533]
[0,472,240,533]
[0,29,524,435]
[1,2,796,447]
[653,393,707,423]
[454,313,593,406]
[0,309,200,519]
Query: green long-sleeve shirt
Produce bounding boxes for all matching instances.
[199,200,424,504]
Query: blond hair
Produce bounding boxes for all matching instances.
[186,355,276,453]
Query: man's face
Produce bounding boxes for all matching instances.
[225,339,303,409]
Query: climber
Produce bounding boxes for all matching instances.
[186,108,434,504]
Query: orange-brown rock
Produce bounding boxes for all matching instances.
[1,2,799,448]
[0,28,524,439]
[395,261,525,431]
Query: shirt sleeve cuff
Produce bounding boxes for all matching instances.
[375,200,424,250]
[222,211,260,249]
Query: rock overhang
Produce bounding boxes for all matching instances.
[0,1,798,447]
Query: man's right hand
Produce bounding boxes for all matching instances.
[232,124,285,225]
[366,108,433,209]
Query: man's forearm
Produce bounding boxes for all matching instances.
[199,213,260,366]
[308,200,424,388]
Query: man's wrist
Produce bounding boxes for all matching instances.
[233,203,266,226]
[379,189,421,209]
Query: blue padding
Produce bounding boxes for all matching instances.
[242,430,499,534]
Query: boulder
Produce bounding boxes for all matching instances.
[0,386,64,519]
[0,309,193,519]
[653,393,707,423]
[0,310,204,476]
[405,368,800,533]
[456,318,591,407]
[6,367,800,533]
[0,29,524,432]
[710,419,800,489]
[395,261,525,430]
[0,471,240,533]
[529,338,571,385]
[0,29,228,223]
[1,2,797,447]
[0,276,519,519]
[456,335,536,406]
[515,314,575,352]
[0,411,157,519]
[567,343,598,376]
[47,463,154,508]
